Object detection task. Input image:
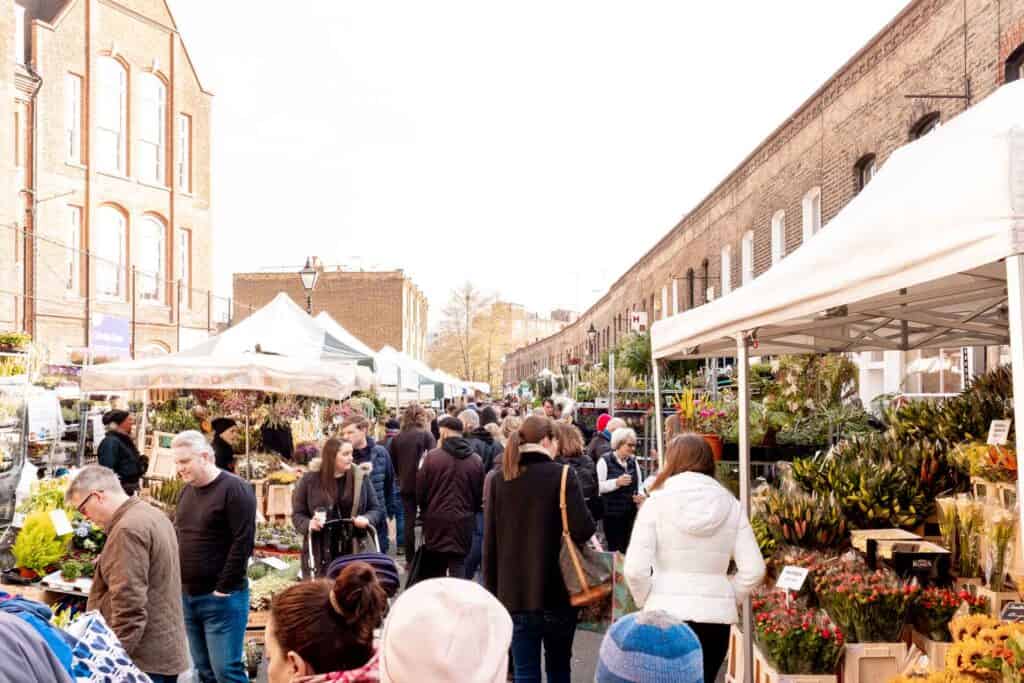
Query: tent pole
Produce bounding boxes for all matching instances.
[137,391,149,478]
[609,352,616,418]
[651,358,664,472]
[1005,256,1024,566]
[736,332,753,683]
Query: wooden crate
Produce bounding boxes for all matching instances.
[265,484,294,517]
[725,624,745,683]
[840,642,907,683]
[246,610,269,645]
[910,630,950,672]
[753,641,838,683]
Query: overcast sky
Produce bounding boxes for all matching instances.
[167,1,904,328]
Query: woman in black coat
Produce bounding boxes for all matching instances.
[211,417,238,472]
[292,438,383,579]
[553,421,602,521]
[484,416,596,683]
[97,410,144,496]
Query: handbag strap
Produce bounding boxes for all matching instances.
[560,465,591,591]
[350,467,363,519]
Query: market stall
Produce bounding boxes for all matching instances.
[650,80,1024,683]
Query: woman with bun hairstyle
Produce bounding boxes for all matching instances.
[265,561,385,682]
[292,438,384,578]
[97,409,144,496]
[484,415,596,683]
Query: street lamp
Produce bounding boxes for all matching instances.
[587,322,597,362]
[299,257,320,314]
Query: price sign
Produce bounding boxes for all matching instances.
[776,566,810,592]
[260,556,290,571]
[988,419,1012,446]
[1001,601,1024,622]
[50,509,73,537]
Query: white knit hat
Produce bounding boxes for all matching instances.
[379,578,513,683]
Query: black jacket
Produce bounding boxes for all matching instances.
[388,428,436,496]
[292,468,384,577]
[586,431,613,465]
[212,436,235,472]
[484,448,596,613]
[556,453,598,501]
[466,428,504,474]
[416,438,484,556]
[97,431,144,492]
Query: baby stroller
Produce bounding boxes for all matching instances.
[326,552,401,598]
[309,518,383,579]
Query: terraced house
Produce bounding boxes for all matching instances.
[0,0,216,363]
[503,0,1024,404]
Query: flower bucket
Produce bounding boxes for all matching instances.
[702,434,723,461]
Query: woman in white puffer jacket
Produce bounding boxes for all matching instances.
[624,433,765,683]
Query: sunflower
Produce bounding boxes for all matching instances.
[946,640,1001,678]
[951,615,1000,642]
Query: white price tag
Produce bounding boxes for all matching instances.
[988,420,1012,446]
[50,509,74,537]
[260,557,289,571]
[776,566,810,592]
[12,512,26,528]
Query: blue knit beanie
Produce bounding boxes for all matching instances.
[595,611,704,683]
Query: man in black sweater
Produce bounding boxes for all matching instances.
[172,430,255,683]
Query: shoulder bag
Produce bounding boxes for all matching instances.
[559,465,612,606]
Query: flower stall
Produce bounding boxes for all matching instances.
[655,81,1024,683]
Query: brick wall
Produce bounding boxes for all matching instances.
[504,0,1024,386]
[233,269,430,360]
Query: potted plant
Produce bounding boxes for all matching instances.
[13,511,72,580]
[0,331,31,353]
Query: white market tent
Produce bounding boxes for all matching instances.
[649,80,1024,683]
[314,312,380,372]
[81,292,374,400]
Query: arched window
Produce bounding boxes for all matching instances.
[741,230,754,285]
[910,112,940,141]
[802,187,822,242]
[97,57,127,174]
[1006,43,1024,83]
[701,259,710,303]
[96,206,127,298]
[856,154,876,192]
[138,215,166,302]
[771,210,786,264]
[138,73,167,184]
[720,245,732,296]
[686,269,695,310]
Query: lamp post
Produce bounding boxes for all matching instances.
[587,322,597,363]
[299,257,320,314]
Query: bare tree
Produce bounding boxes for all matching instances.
[440,282,490,380]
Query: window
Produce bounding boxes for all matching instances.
[741,230,754,285]
[686,269,695,309]
[138,74,167,184]
[138,216,165,302]
[97,57,127,174]
[66,206,81,294]
[65,73,83,164]
[96,206,126,298]
[701,259,710,303]
[14,5,25,66]
[856,154,876,192]
[661,285,669,320]
[1007,44,1024,83]
[178,228,191,307]
[802,187,822,242]
[177,114,192,192]
[910,112,940,140]
[720,245,732,296]
[771,210,786,264]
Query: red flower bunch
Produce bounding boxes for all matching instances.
[815,566,919,643]
[912,587,990,642]
[752,592,844,675]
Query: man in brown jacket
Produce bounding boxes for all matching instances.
[66,465,188,682]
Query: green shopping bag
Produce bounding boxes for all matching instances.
[575,551,640,633]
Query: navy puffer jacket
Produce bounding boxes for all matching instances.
[352,438,398,520]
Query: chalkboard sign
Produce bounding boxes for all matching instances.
[1001,601,1024,622]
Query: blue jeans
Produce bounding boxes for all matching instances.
[182,586,249,683]
[510,607,578,683]
[395,496,405,551]
[463,511,484,582]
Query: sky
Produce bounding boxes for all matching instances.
[167,1,905,329]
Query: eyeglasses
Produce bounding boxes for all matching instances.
[77,491,99,515]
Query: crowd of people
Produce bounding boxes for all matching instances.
[63,394,765,682]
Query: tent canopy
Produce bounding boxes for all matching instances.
[375,346,423,391]
[652,81,1024,360]
[313,312,378,372]
[183,293,372,365]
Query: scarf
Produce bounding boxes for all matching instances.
[293,652,380,682]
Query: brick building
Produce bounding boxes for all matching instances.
[504,0,1024,398]
[0,0,217,363]
[233,265,430,361]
